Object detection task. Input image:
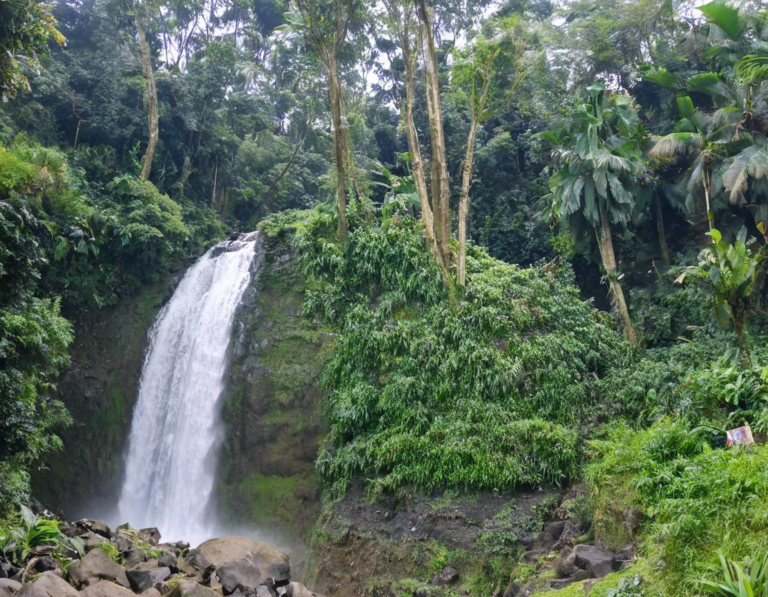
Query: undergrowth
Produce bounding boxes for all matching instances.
[260,208,631,497]
[586,420,768,596]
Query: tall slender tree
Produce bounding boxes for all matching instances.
[452,17,526,286]
[278,0,367,241]
[545,83,647,346]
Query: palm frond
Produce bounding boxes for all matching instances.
[736,54,768,84]
[722,145,768,204]
[649,133,703,158]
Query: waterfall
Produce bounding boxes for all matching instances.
[117,232,261,545]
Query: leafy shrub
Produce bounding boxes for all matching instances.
[0,506,83,564]
[586,420,768,596]
[699,552,768,597]
[268,209,630,496]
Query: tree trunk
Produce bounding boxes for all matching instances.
[703,166,714,232]
[596,206,638,347]
[458,119,478,286]
[136,12,158,182]
[211,157,218,207]
[655,194,671,266]
[398,17,442,267]
[178,155,192,188]
[328,61,349,242]
[417,0,452,267]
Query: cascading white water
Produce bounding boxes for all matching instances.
[117,232,261,546]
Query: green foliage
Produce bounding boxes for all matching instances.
[265,209,630,496]
[0,505,83,564]
[699,552,768,597]
[0,0,64,99]
[586,420,768,596]
[608,575,644,597]
[544,82,649,233]
[676,229,761,349]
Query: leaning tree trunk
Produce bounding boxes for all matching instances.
[596,206,638,347]
[417,0,452,267]
[136,13,158,181]
[458,118,479,287]
[328,61,349,242]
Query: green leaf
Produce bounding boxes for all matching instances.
[699,1,745,40]
[645,68,683,90]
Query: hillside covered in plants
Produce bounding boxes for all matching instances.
[5,0,768,596]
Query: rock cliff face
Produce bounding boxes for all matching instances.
[218,241,331,548]
[33,281,177,519]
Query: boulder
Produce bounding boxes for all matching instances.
[0,579,21,593]
[126,567,171,593]
[157,552,178,572]
[30,557,58,574]
[430,566,459,586]
[124,547,147,569]
[288,582,325,597]
[17,572,78,597]
[183,551,214,577]
[167,579,219,597]
[111,533,133,554]
[78,581,135,597]
[80,532,110,553]
[138,529,161,547]
[216,558,262,595]
[72,520,111,539]
[197,537,287,576]
[267,562,289,586]
[139,590,162,597]
[572,544,617,578]
[68,549,130,588]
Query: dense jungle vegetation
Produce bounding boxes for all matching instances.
[7,0,768,594]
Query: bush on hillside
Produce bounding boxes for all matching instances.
[262,209,631,497]
[586,419,768,596]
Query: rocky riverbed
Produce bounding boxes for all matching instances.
[0,517,323,597]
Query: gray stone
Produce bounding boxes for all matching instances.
[78,581,136,597]
[429,566,458,586]
[111,533,133,554]
[68,549,130,588]
[126,567,172,593]
[157,553,178,572]
[216,558,262,594]
[73,520,111,539]
[167,579,218,597]
[0,579,21,593]
[124,547,147,569]
[138,529,161,547]
[30,557,58,574]
[267,562,289,584]
[17,572,78,597]
[572,544,616,578]
[139,590,162,597]
[80,532,109,553]
[183,551,214,577]
[288,582,325,597]
[197,537,287,574]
